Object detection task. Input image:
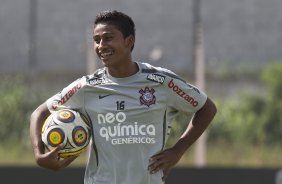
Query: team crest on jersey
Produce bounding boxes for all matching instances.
[139,87,156,107]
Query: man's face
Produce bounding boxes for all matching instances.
[93,23,133,68]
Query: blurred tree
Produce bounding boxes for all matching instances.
[262,62,282,100]
[261,62,282,144]
[208,62,282,145]
[0,76,27,142]
[208,95,266,144]
[0,76,45,145]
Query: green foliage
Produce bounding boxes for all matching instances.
[209,94,267,144]
[262,62,282,100]
[0,76,45,144]
[261,62,282,143]
[0,76,26,142]
[209,62,282,145]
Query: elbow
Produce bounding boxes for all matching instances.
[30,109,38,122]
[200,97,217,120]
[211,99,217,117]
[31,103,50,120]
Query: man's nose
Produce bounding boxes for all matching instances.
[98,39,107,49]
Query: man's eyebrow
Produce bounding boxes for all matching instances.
[95,32,114,36]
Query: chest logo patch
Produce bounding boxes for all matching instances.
[139,87,156,107]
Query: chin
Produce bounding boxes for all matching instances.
[101,60,111,67]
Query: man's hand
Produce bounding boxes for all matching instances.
[148,147,183,181]
[36,144,78,171]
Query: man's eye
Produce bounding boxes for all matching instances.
[105,36,112,41]
[94,39,100,44]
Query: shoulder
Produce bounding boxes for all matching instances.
[138,62,175,75]
[138,62,201,94]
[46,69,106,110]
[138,62,186,84]
[55,68,107,96]
[85,68,108,86]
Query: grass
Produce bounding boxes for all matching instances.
[1,141,281,168]
[0,143,36,166]
[0,143,88,167]
[207,142,282,168]
[175,141,282,168]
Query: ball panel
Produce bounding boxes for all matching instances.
[47,128,65,147]
[72,126,88,146]
[56,110,75,123]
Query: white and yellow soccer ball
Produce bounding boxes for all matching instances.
[42,109,91,158]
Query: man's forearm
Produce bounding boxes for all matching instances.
[173,97,217,155]
[30,103,50,157]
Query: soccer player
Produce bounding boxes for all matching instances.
[30,10,217,184]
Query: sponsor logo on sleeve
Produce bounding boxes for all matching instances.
[88,78,107,86]
[146,74,165,84]
[168,79,199,107]
[52,82,82,109]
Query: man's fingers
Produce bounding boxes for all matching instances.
[148,159,165,174]
[150,153,163,161]
[162,168,172,181]
[50,144,64,155]
[60,155,78,168]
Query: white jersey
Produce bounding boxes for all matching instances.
[46,62,207,184]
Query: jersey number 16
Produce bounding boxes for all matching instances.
[116,101,125,110]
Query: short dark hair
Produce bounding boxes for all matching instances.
[94,10,135,39]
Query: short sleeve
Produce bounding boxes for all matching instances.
[46,77,86,113]
[165,76,207,113]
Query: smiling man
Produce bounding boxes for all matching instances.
[30,10,217,184]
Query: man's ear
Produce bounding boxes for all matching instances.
[125,35,135,49]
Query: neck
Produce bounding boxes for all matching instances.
[107,61,138,78]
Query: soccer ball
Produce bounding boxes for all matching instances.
[42,109,91,158]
